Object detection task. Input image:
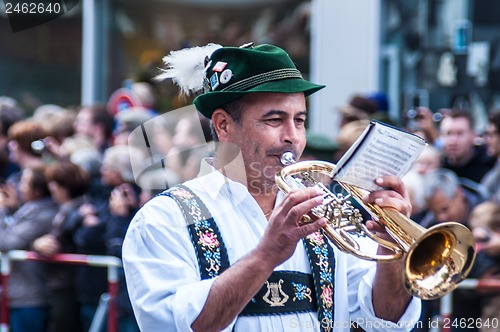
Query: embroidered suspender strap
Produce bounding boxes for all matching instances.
[159,185,230,279]
[160,185,335,324]
[239,271,317,316]
[303,230,336,332]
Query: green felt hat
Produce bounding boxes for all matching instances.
[193,44,325,118]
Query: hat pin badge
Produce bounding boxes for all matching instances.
[220,69,233,84]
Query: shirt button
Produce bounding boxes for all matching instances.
[251,211,258,218]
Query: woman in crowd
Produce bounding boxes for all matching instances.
[32,160,91,332]
[0,165,58,332]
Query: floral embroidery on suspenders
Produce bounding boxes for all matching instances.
[161,185,335,330]
[160,185,229,278]
[304,230,336,332]
[292,282,313,302]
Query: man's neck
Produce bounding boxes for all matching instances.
[212,150,248,187]
[212,150,279,214]
[248,178,279,215]
[447,147,475,166]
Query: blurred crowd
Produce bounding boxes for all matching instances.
[313,93,500,332]
[0,86,214,332]
[0,85,499,332]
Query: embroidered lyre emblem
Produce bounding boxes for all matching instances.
[263,279,289,307]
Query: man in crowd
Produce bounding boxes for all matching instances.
[420,168,487,331]
[440,109,496,183]
[122,43,421,331]
[481,111,500,202]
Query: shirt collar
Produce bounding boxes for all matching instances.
[195,158,249,203]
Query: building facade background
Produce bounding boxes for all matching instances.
[1,0,499,136]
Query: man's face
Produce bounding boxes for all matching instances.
[74,108,96,138]
[440,117,476,162]
[224,92,307,186]
[414,152,440,175]
[100,162,123,187]
[426,189,467,223]
[484,123,500,158]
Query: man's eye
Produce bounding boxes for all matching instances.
[295,118,306,124]
[266,118,282,123]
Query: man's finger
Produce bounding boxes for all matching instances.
[375,176,408,200]
[278,187,323,215]
[296,218,327,238]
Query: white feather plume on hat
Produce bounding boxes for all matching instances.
[155,43,222,96]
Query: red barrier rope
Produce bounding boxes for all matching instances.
[0,251,122,332]
[3,251,497,332]
[1,254,10,332]
[460,278,500,291]
[438,278,500,332]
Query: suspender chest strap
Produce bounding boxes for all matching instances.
[239,271,317,316]
[160,185,230,278]
[161,185,335,330]
[303,231,336,331]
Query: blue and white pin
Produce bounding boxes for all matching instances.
[209,72,219,91]
[220,69,233,85]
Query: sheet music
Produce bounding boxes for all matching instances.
[333,121,427,192]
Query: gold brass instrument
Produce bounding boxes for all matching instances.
[276,152,476,300]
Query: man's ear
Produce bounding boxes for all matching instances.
[211,108,231,141]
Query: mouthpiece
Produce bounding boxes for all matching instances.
[280,152,296,166]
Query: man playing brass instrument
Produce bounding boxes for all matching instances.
[122,43,421,331]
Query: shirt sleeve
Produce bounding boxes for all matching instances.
[346,253,422,332]
[122,196,215,332]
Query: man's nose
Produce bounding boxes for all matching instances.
[282,121,300,145]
